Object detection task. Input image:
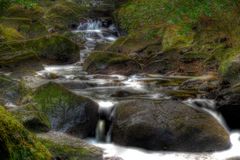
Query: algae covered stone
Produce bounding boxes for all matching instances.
[112,100,230,152]
[0,106,51,160]
[0,35,80,65]
[38,131,103,160]
[45,1,89,31]
[33,82,99,138]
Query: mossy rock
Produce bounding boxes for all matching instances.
[7,4,44,19]
[45,1,89,31]
[220,53,240,85]
[0,74,27,106]
[38,132,103,160]
[108,27,163,54]
[84,51,141,75]
[112,100,230,152]
[4,4,44,21]
[33,82,99,138]
[0,17,48,38]
[0,24,24,42]
[0,35,80,65]
[0,106,52,160]
[12,104,51,133]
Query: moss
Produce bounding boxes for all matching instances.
[0,107,52,160]
[45,1,89,31]
[0,35,80,65]
[33,82,88,114]
[0,74,28,105]
[12,104,51,133]
[0,24,24,42]
[84,51,134,70]
[162,26,194,51]
[40,139,92,160]
[4,4,44,21]
[108,27,163,54]
[38,132,102,160]
[0,17,48,38]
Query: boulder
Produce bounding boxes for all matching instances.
[45,1,89,31]
[33,82,99,138]
[84,52,141,75]
[112,100,230,152]
[38,131,103,160]
[0,35,80,65]
[0,106,51,159]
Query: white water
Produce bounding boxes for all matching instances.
[89,132,240,160]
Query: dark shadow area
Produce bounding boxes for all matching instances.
[218,105,240,130]
[0,139,9,160]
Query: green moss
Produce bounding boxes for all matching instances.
[0,35,79,65]
[33,82,88,114]
[162,26,194,51]
[0,107,52,160]
[4,4,44,21]
[40,139,91,160]
[45,1,89,31]
[108,27,163,54]
[0,16,47,38]
[12,104,51,132]
[84,51,134,70]
[0,24,24,42]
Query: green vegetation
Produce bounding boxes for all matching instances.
[0,106,51,160]
[115,0,239,32]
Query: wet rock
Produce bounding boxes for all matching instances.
[33,82,99,138]
[112,100,230,152]
[179,73,219,92]
[84,52,141,75]
[227,157,240,160]
[38,131,103,160]
[0,106,51,159]
[104,157,123,160]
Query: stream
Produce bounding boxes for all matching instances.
[35,8,240,160]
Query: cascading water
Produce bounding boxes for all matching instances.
[73,19,118,64]
[35,6,240,160]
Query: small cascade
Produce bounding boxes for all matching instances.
[184,98,229,130]
[96,120,106,142]
[95,100,115,142]
[73,19,118,64]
